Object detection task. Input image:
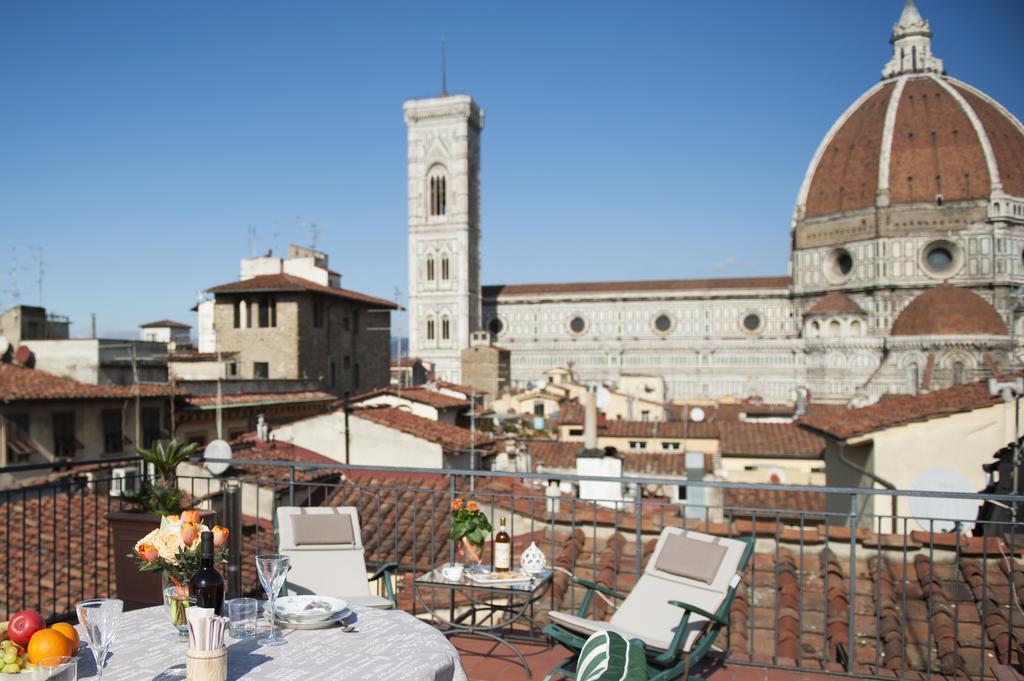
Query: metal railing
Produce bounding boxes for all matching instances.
[1,455,1022,681]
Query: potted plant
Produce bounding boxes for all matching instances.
[448,498,492,565]
[108,439,201,610]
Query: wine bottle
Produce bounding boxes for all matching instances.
[494,517,511,572]
[189,531,225,615]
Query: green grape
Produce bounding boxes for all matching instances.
[1,649,17,664]
[2,662,20,673]
[0,641,13,650]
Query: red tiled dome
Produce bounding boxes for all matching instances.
[889,285,1008,336]
[795,68,1024,221]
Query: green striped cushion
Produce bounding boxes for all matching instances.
[577,630,648,681]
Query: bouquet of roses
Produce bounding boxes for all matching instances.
[131,509,230,587]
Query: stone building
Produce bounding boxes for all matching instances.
[405,1,1023,403]
[460,330,510,402]
[205,245,397,397]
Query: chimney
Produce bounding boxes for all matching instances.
[584,387,598,450]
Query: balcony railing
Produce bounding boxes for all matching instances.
[1,455,1021,681]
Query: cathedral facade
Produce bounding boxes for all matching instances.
[406,2,1023,404]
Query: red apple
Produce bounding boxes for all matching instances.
[7,610,45,647]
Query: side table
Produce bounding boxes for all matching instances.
[414,565,553,678]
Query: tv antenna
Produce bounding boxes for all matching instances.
[308,221,320,250]
[5,247,19,304]
[28,246,46,306]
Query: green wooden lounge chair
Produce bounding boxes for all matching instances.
[543,528,755,681]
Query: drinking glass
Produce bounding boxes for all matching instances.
[255,554,290,646]
[34,656,77,681]
[75,599,122,681]
[226,598,257,640]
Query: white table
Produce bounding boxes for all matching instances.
[74,605,467,681]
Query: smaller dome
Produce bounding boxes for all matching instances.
[890,284,1008,336]
[807,292,866,315]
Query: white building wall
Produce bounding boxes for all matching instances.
[270,411,445,468]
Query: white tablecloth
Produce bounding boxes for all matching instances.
[74,604,467,681]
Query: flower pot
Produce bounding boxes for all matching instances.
[108,511,163,611]
[457,537,484,566]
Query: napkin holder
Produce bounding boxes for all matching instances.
[186,646,227,681]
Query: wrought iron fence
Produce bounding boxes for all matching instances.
[1,455,1022,681]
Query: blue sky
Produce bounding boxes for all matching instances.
[1,1,1021,338]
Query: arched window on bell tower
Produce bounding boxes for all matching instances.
[441,254,450,281]
[428,165,448,217]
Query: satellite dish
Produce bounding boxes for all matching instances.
[595,386,610,409]
[689,407,706,423]
[907,469,977,532]
[0,336,9,357]
[204,439,232,476]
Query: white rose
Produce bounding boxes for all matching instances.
[152,528,186,563]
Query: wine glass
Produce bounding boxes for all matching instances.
[76,599,123,681]
[255,554,290,646]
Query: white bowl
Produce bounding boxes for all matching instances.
[274,596,348,623]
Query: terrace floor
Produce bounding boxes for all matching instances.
[449,635,838,681]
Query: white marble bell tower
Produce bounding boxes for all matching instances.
[404,94,484,382]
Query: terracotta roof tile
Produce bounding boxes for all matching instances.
[483,276,791,299]
[169,351,237,362]
[807,292,867,315]
[525,440,690,476]
[601,419,720,440]
[185,390,335,408]
[798,379,1001,439]
[139,319,191,329]
[353,407,490,453]
[206,273,398,309]
[890,285,1008,336]
[719,421,826,458]
[0,363,177,402]
[349,387,468,410]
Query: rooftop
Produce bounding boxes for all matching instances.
[350,386,469,410]
[353,406,491,453]
[799,379,1002,439]
[0,362,176,402]
[139,319,191,329]
[483,276,792,298]
[184,390,336,409]
[206,273,399,309]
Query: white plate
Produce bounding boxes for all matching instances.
[273,596,348,623]
[275,608,353,630]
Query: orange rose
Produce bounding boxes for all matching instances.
[467,500,479,512]
[180,522,199,547]
[211,525,229,548]
[180,509,201,525]
[450,498,463,511]
[138,543,159,562]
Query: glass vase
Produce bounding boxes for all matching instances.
[162,572,190,640]
[457,537,483,566]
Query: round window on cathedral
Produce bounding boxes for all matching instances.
[654,314,673,334]
[921,240,962,279]
[568,315,587,336]
[742,312,763,333]
[488,317,504,336]
[825,248,855,283]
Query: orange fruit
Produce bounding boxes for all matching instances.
[27,629,72,664]
[49,623,79,653]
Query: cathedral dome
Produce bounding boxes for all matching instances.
[889,284,1008,336]
[793,2,1024,224]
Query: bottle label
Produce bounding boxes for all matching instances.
[494,542,511,570]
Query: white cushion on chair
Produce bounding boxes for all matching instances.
[547,611,672,652]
